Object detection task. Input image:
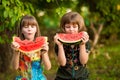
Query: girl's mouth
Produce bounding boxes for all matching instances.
[28,33,32,35]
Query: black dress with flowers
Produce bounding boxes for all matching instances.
[54,42,90,80]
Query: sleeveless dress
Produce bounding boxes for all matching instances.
[15,51,46,80]
[54,42,90,80]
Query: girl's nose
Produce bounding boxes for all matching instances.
[70,26,74,30]
[28,25,32,30]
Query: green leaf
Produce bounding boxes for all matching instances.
[9,10,13,18]
[0,25,5,32]
[47,0,51,3]
[3,10,8,18]
[10,17,16,27]
[0,36,5,43]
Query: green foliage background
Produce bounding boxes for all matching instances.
[0,0,120,80]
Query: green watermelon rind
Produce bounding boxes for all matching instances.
[57,31,85,44]
[13,36,48,53]
[58,39,82,45]
[58,38,82,43]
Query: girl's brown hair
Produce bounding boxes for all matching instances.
[17,15,41,40]
[60,12,86,32]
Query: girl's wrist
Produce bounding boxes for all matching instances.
[14,50,20,55]
[58,44,63,47]
[80,42,85,46]
[79,43,86,48]
[41,49,48,55]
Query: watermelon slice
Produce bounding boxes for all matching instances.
[57,31,86,43]
[13,36,47,53]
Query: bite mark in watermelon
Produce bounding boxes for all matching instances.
[57,31,86,43]
[13,36,47,53]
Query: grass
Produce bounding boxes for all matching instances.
[88,42,120,80]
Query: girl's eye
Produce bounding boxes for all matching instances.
[31,25,36,28]
[73,26,77,28]
[65,25,78,28]
[24,26,28,28]
[65,26,70,28]
[23,25,36,28]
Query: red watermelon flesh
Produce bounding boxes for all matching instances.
[57,31,86,43]
[13,36,47,53]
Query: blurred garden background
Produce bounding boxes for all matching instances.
[0,0,120,80]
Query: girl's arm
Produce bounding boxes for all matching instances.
[41,52,51,70]
[79,32,89,65]
[11,42,20,70]
[79,44,89,65]
[57,44,66,66]
[54,34,66,66]
[11,51,20,70]
[41,43,51,70]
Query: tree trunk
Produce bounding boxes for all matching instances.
[90,22,103,52]
[0,43,12,72]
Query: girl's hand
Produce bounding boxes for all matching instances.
[54,34,63,46]
[11,42,20,51]
[81,32,89,45]
[41,42,49,53]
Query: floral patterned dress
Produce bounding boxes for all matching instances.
[55,42,90,80]
[15,51,46,80]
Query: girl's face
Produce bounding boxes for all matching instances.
[64,23,79,34]
[22,25,37,41]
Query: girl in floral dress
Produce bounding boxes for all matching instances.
[54,12,90,80]
[11,15,51,80]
